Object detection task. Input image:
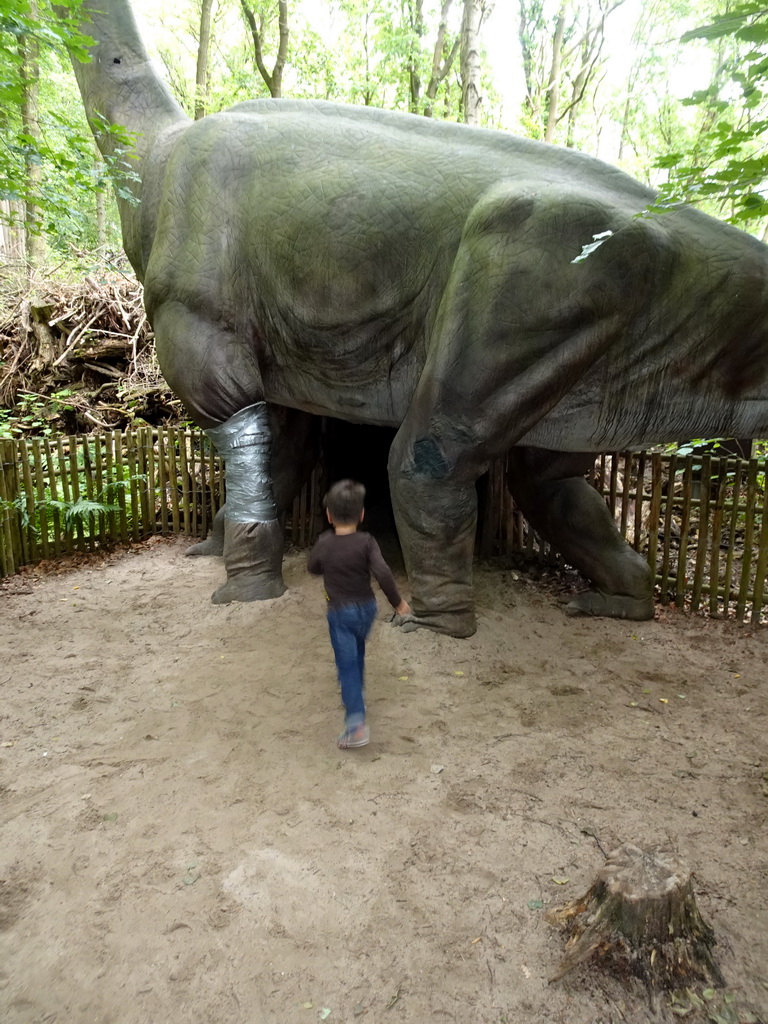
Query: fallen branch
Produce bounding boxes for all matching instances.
[52,307,105,367]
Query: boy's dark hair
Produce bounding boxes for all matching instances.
[325,479,365,524]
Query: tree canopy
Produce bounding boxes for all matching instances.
[1,0,767,261]
[652,0,768,224]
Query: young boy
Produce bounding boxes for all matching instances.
[308,479,411,749]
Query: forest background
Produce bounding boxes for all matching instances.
[0,0,767,439]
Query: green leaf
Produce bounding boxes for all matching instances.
[64,497,120,527]
[736,23,768,44]
[655,152,686,168]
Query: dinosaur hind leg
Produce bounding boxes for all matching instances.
[506,447,654,620]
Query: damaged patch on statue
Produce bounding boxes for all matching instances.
[408,437,449,479]
[571,229,614,264]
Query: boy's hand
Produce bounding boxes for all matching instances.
[395,600,411,616]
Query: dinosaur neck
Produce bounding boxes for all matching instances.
[70,0,187,172]
[66,0,189,275]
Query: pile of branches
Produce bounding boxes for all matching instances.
[0,263,183,434]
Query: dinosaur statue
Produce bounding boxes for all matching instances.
[65,0,768,638]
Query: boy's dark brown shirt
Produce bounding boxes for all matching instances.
[307,530,402,609]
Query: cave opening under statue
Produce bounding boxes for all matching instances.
[320,419,400,562]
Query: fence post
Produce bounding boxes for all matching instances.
[156,427,168,535]
[167,427,181,533]
[67,433,86,550]
[79,434,96,552]
[674,459,694,608]
[135,426,150,538]
[632,452,646,551]
[690,455,712,612]
[0,439,19,577]
[124,429,140,542]
[708,459,730,616]
[659,453,677,603]
[17,439,39,563]
[720,458,743,615]
[30,438,50,560]
[750,458,768,624]
[92,433,106,547]
[145,427,157,536]
[736,459,760,621]
[646,454,663,575]
[178,429,191,535]
[43,438,63,558]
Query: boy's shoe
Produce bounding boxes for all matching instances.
[337,723,370,749]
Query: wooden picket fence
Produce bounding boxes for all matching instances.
[479,450,768,623]
[1,430,766,622]
[0,427,321,576]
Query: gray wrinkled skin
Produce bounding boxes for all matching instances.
[68,0,768,634]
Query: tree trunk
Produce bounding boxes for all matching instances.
[407,0,425,114]
[363,11,373,106]
[460,0,486,125]
[423,0,459,118]
[241,0,289,99]
[618,79,635,162]
[94,144,107,248]
[26,300,59,370]
[19,0,43,270]
[547,843,725,991]
[0,202,25,259]
[195,0,215,120]
[564,12,610,149]
[95,192,107,249]
[543,0,567,143]
[565,15,596,148]
[518,0,544,133]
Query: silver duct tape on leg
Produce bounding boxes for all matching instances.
[206,403,278,523]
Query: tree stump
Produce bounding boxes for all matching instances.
[547,843,725,991]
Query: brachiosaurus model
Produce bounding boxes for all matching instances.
[65,0,768,636]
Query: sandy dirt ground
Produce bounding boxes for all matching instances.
[1,534,767,1024]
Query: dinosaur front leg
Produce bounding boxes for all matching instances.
[389,432,479,638]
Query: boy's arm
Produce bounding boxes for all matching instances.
[368,537,410,613]
[307,537,324,575]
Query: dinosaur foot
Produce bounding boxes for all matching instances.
[186,535,224,557]
[211,573,286,604]
[565,590,654,620]
[212,519,285,604]
[392,609,477,638]
[186,508,226,557]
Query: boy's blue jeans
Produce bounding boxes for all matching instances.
[327,600,378,728]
